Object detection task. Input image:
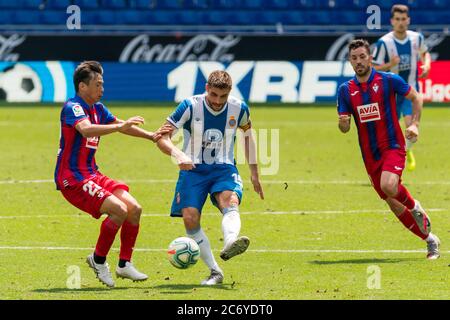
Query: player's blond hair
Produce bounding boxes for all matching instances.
[207,70,232,90]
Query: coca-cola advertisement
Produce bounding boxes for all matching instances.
[2,33,450,62]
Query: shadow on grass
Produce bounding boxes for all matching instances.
[309,258,421,265]
[32,287,129,293]
[153,283,234,294]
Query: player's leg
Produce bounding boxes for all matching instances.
[380,171,440,259]
[213,190,250,261]
[112,188,148,281]
[87,194,128,288]
[182,207,224,285]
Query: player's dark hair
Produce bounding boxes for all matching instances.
[391,4,409,18]
[73,61,103,93]
[207,70,232,90]
[348,39,371,55]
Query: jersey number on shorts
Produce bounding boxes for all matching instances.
[83,180,104,198]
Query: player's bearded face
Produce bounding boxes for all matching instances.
[205,85,231,111]
[350,48,372,77]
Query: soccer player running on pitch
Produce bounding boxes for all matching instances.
[156,70,264,285]
[372,4,431,171]
[54,61,172,287]
[337,40,440,259]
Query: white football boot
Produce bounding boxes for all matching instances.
[86,253,115,288]
[201,269,224,286]
[116,262,148,282]
[426,234,441,260]
[220,236,250,261]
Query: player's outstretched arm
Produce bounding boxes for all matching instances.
[156,122,195,171]
[338,115,351,133]
[405,87,423,141]
[114,119,172,142]
[75,116,144,138]
[242,127,264,200]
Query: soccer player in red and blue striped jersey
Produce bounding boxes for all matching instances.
[54,61,171,287]
[337,40,440,259]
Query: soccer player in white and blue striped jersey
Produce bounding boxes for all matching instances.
[157,70,264,285]
[372,4,431,171]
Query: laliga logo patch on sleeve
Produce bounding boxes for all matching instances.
[72,104,85,117]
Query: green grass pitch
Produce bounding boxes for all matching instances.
[0,104,449,300]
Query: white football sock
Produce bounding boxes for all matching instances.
[221,207,241,248]
[425,233,437,243]
[187,227,221,272]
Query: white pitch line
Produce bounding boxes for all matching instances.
[2,179,450,185]
[0,208,446,220]
[0,246,447,254]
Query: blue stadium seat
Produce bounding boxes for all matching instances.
[203,10,232,25]
[14,10,41,24]
[96,10,118,24]
[155,0,183,9]
[40,10,69,24]
[241,0,264,9]
[264,0,290,9]
[307,10,331,25]
[45,0,72,9]
[0,10,14,24]
[129,0,154,9]
[256,11,283,24]
[335,10,365,25]
[21,0,43,9]
[184,0,209,9]
[100,0,128,9]
[209,0,239,9]
[73,0,100,9]
[228,11,259,25]
[119,10,145,24]
[282,11,309,25]
[289,0,315,9]
[175,10,203,24]
[418,0,448,9]
[144,10,178,24]
[0,1,21,9]
[328,0,357,9]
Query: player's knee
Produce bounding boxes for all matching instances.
[111,202,128,223]
[380,181,398,198]
[183,211,200,230]
[129,202,142,217]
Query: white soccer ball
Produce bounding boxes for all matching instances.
[167,237,200,269]
[0,63,42,102]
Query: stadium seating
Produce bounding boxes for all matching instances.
[0,0,449,26]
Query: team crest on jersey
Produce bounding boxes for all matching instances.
[357,103,381,123]
[372,83,379,93]
[72,104,85,117]
[229,116,236,127]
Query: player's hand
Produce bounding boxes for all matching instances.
[405,123,419,142]
[151,124,174,142]
[176,153,195,171]
[419,64,430,78]
[118,116,145,132]
[251,174,264,200]
[390,56,401,67]
[339,114,351,123]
